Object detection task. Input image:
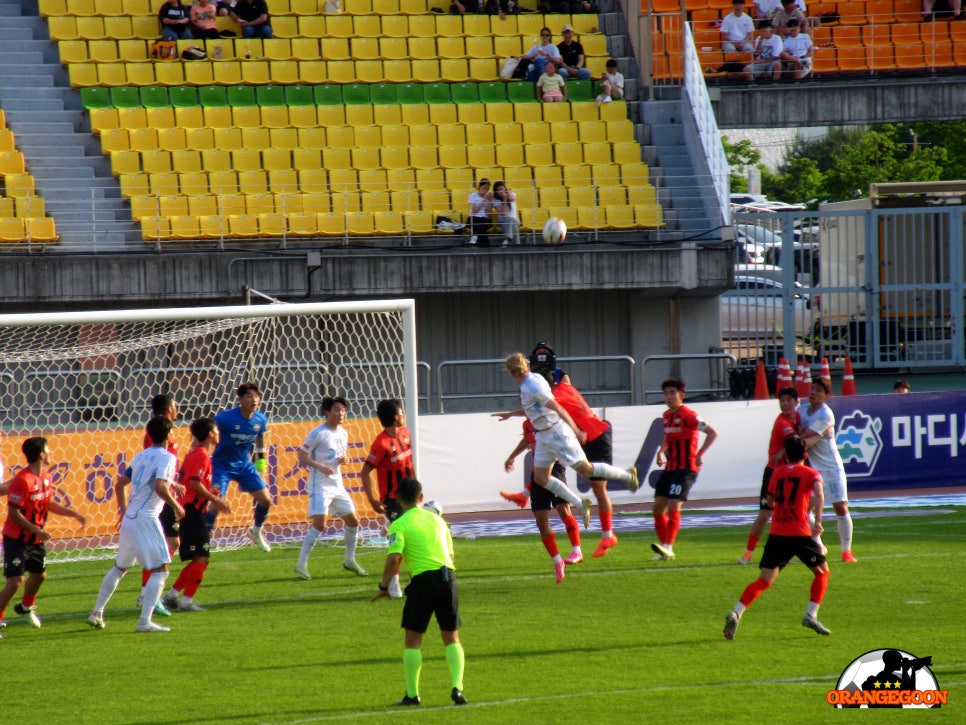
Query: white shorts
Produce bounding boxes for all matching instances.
[533,421,586,469]
[116,515,172,571]
[815,467,848,504]
[308,484,356,519]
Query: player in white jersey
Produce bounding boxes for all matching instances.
[798,379,856,563]
[88,417,185,632]
[295,396,367,580]
[495,353,638,530]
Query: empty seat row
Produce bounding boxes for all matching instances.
[0,218,58,243]
[59,33,608,65]
[40,0,439,17]
[81,82,616,114]
[117,161,652,197]
[48,11,596,42]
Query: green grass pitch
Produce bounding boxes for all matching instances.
[2,505,963,724]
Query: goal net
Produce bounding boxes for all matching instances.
[0,300,417,562]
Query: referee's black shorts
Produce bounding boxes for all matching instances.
[401,566,460,634]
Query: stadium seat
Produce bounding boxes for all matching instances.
[441,59,470,83]
[423,83,451,105]
[412,145,441,170]
[466,145,494,168]
[372,104,401,126]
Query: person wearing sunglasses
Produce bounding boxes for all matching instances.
[520,27,565,83]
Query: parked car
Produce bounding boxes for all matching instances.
[720,276,812,339]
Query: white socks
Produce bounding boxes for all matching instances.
[837,513,853,552]
[544,476,582,507]
[298,527,321,568]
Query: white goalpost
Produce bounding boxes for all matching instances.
[0,299,418,562]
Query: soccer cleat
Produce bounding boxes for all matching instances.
[247,526,272,552]
[87,612,105,630]
[294,564,312,580]
[739,550,754,565]
[154,599,172,617]
[563,551,583,566]
[499,490,530,509]
[802,615,831,635]
[14,603,42,628]
[162,592,180,610]
[343,560,368,576]
[554,559,566,584]
[177,601,206,612]
[626,465,639,493]
[451,687,468,706]
[650,542,674,560]
[580,498,592,529]
[841,550,857,563]
[592,536,618,558]
[397,694,421,706]
[388,576,403,599]
[135,621,171,633]
[724,611,740,640]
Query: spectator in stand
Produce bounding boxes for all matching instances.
[894,380,911,393]
[190,0,222,39]
[922,0,963,20]
[467,179,493,247]
[216,0,234,15]
[536,61,568,102]
[521,27,564,83]
[450,0,480,13]
[773,0,807,35]
[721,0,755,52]
[595,58,624,106]
[230,0,273,39]
[780,19,812,80]
[743,19,783,82]
[158,0,193,40]
[572,0,600,12]
[485,0,519,17]
[492,181,520,247]
[557,24,592,81]
[753,0,782,20]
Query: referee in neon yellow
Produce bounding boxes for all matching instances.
[370,477,467,707]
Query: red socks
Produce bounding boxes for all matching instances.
[541,534,559,558]
[746,534,760,552]
[667,510,681,545]
[563,514,580,548]
[174,560,209,597]
[654,512,668,543]
[810,569,829,605]
[740,577,772,607]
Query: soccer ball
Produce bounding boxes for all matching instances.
[422,500,444,516]
[542,217,567,244]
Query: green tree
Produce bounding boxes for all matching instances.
[721,136,761,193]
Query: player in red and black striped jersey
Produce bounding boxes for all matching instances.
[650,379,718,561]
[0,437,85,634]
[724,435,831,640]
[161,417,230,612]
[361,399,414,598]
[739,387,802,564]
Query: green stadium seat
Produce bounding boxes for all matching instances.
[198,85,228,107]
[110,86,141,109]
[342,83,371,105]
[450,82,479,104]
[369,83,398,105]
[227,85,257,107]
[423,83,450,104]
[80,86,111,110]
[139,85,168,108]
[567,80,594,103]
[396,83,424,105]
[284,84,314,106]
[256,84,286,107]
[478,82,507,104]
[314,84,343,105]
[507,81,536,104]
[168,86,199,108]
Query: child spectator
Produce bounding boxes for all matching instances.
[536,61,567,102]
[780,19,812,80]
[743,20,783,82]
[467,179,493,246]
[190,0,221,39]
[721,0,754,52]
[596,59,624,106]
[492,181,520,247]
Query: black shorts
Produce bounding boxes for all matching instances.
[160,504,180,538]
[530,462,567,512]
[654,469,698,500]
[583,423,613,475]
[384,498,404,522]
[760,534,827,570]
[401,566,460,634]
[758,467,775,510]
[178,506,211,561]
[3,536,46,578]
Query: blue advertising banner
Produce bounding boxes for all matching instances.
[830,391,966,492]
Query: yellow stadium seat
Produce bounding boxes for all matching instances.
[445,168,473,194]
[591,163,620,187]
[58,40,89,65]
[579,121,607,144]
[635,204,664,227]
[110,149,141,176]
[513,102,543,124]
[485,104,514,125]
[187,195,218,217]
[408,13,435,35]
[345,210,374,235]
[597,185,627,207]
[231,105,262,128]
[289,37,319,60]
[207,170,237,194]
[550,121,579,144]
[524,143,554,167]
[415,168,445,190]
[49,16,80,42]
[130,195,158,219]
[76,16,106,39]
[179,170,209,195]
[119,172,149,197]
[358,168,389,193]
[202,148,233,172]
[361,190,391,213]
[380,146,410,170]
[494,35,523,57]
[352,147,381,170]
[533,165,562,189]
[89,107,119,132]
[297,128,327,149]
[497,144,524,169]
[140,216,172,242]
[286,212,318,236]
[172,105,203,129]
[412,145,441,169]
[434,123,461,146]
[332,190,362,215]
[371,104,401,126]
[323,148,353,172]
[269,127,299,149]
[389,188,415,212]
[627,185,657,206]
[184,127,214,152]
[231,147,262,172]
[408,37,437,61]
[0,218,26,242]
[183,61,215,86]
[128,61,159,86]
[380,37,408,60]
[522,122,551,145]
[300,191,329,213]
[259,105,288,128]
[466,145,494,168]
[88,39,118,63]
[383,60,411,82]
[466,123,494,146]
[435,14,463,37]
[520,207,549,232]
[401,103,430,125]
[469,58,497,81]
[95,62,126,86]
[411,59,439,83]
[542,103,571,123]
[315,212,344,236]
[238,170,268,195]
[99,127,129,154]
[268,168,298,192]
[440,59,469,82]
[145,106,174,128]
[355,60,385,83]
[103,15,134,39]
[612,141,642,165]
[246,192,274,216]
[274,191,302,213]
[297,60,327,84]
[148,171,179,195]
[24,218,58,244]
[132,14,160,38]
[39,0,67,17]
[259,147,290,172]
[620,162,649,186]
[344,104,374,126]
[405,210,435,234]
[456,103,484,124]
[117,106,147,129]
[606,204,636,229]
[213,61,242,85]
[270,15,298,36]
[128,127,158,152]
[226,214,257,238]
[387,168,415,189]
[142,149,173,174]
[159,195,189,218]
[373,210,404,234]
[326,14,354,38]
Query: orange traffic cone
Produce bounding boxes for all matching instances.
[841,357,857,396]
[796,359,811,398]
[820,357,832,395]
[776,358,793,396]
[754,359,769,400]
